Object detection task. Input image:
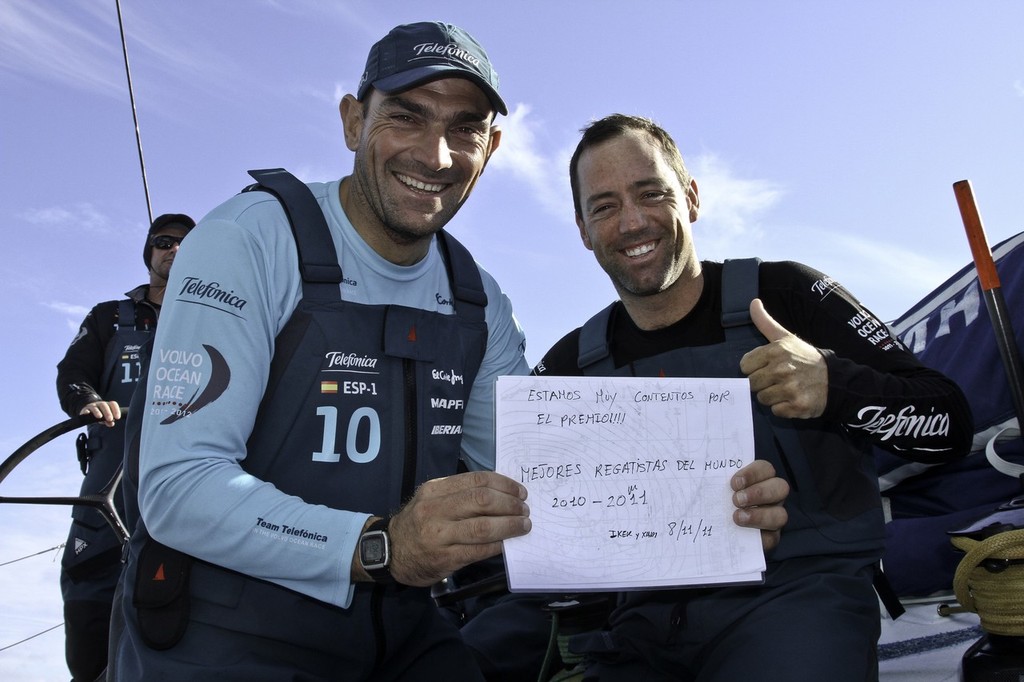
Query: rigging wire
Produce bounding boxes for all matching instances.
[0,543,63,568]
[0,623,64,654]
[0,542,66,654]
[115,0,153,224]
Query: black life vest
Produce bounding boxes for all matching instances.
[121,168,490,654]
[576,258,885,562]
[63,300,152,583]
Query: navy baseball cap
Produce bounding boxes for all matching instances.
[358,22,507,116]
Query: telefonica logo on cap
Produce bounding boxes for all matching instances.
[412,42,482,68]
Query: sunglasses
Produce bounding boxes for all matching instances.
[151,234,185,250]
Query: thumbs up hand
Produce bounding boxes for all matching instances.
[739,298,829,419]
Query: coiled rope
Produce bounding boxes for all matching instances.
[951,528,1024,636]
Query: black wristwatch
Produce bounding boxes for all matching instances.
[358,517,394,584]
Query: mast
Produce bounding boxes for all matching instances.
[115,0,153,224]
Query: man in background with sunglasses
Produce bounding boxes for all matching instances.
[55,212,194,682]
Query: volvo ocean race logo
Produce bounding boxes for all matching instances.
[155,344,231,424]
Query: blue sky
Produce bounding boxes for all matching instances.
[1,1,1022,677]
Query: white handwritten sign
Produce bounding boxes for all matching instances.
[496,375,765,592]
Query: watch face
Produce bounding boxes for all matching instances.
[362,535,386,564]
[359,526,393,582]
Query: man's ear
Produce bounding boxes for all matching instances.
[687,178,701,223]
[576,215,594,251]
[339,94,363,152]
[480,126,502,173]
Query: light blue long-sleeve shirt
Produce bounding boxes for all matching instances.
[137,178,529,608]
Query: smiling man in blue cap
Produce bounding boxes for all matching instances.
[106,21,530,681]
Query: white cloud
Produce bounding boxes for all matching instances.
[19,204,114,236]
[0,2,253,106]
[44,301,91,318]
[1015,80,1024,97]
[40,302,90,334]
[830,232,957,293]
[488,103,573,218]
[689,153,784,256]
[0,2,123,95]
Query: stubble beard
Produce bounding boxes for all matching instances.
[354,160,453,248]
[151,259,173,284]
[615,275,670,299]
[605,255,679,299]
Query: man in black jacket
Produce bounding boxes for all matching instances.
[55,212,193,682]
[532,114,974,681]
